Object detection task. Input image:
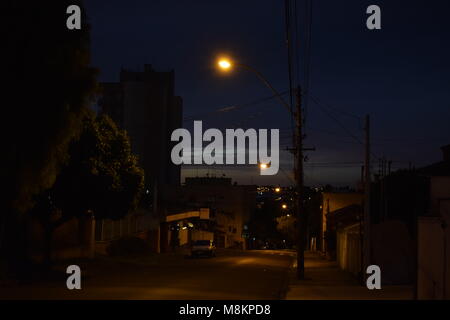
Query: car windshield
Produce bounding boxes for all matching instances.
[193,240,211,246]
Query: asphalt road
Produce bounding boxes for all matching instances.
[0,250,295,300]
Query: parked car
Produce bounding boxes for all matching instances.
[191,240,216,257]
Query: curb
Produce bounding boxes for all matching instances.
[278,253,297,299]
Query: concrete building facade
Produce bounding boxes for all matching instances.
[96,65,183,250]
[165,177,257,250]
[321,191,364,255]
[417,145,450,299]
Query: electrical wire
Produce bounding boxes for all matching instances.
[183,91,289,122]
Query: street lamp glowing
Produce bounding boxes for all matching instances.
[282,204,287,209]
[275,187,281,193]
[218,59,232,70]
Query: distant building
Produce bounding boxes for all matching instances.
[96,65,183,251]
[320,191,366,279]
[417,144,450,299]
[321,191,364,256]
[323,186,415,285]
[328,204,362,277]
[164,177,257,250]
[100,64,182,191]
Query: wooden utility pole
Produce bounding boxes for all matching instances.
[295,86,305,279]
[363,115,371,278]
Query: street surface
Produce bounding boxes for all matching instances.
[286,251,414,300]
[0,249,294,300]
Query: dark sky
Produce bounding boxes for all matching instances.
[85,0,450,187]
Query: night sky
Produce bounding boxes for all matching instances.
[85,0,450,187]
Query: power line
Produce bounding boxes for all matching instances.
[293,0,301,88]
[309,93,362,121]
[309,95,382,162]
[280,166,296,185]
[306,161,363,165]
[302,0,313,125]
[310,95,364,144]
[284,0,294,110]
[183,91,289,122]
[284,0,296,147]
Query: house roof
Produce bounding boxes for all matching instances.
[417,161,450,177]
[417,144,450,176]
[326,204,362,229]
[417,144,450,177]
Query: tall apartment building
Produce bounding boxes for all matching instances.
[96,65,182,249]
[100,64,182,189]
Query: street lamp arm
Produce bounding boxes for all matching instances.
[235,63,293,115]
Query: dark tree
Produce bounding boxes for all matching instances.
[3,1,97,213]
[248,197,283,248]
[1,1,97,273]
[33,113,144,264]
[275,215,296,244]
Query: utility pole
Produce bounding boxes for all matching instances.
[363,115,371,280]
[295,86,305,280]
[380,157,384,222]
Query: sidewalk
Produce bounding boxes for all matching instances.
[286,252,414,300]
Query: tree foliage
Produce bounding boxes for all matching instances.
[34,112,145,226]
[275,215,297,243]
[2,1,97,214]
[248,198,280,244]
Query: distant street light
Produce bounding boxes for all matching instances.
[218,59,232,70]
[259,162,271,170]
[275,187,281,193]
[282,204,287,209]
